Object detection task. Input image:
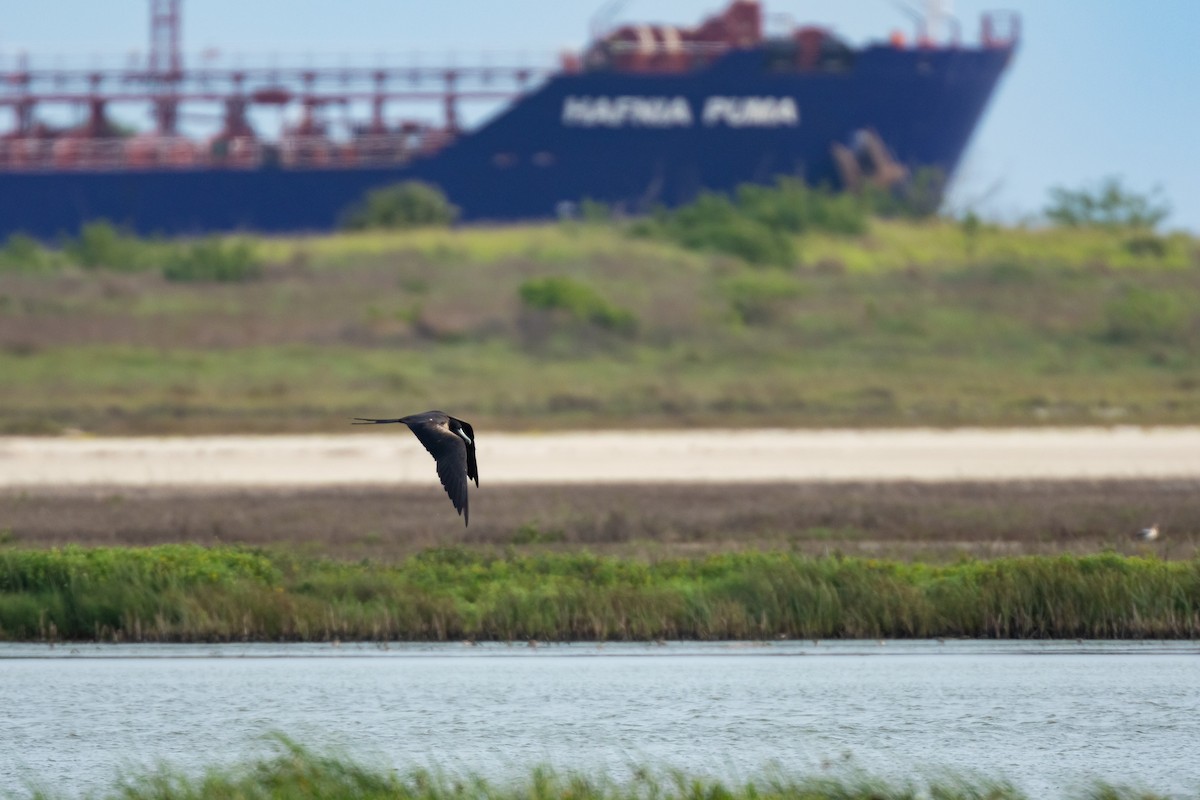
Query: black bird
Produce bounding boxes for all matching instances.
[353,411,478,525]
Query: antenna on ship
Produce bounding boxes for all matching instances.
[924,0,951,42]
[148,0,183,134]
[589,0,628,41]
[891,0,959,45]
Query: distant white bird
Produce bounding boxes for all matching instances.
[1135,524,1160,542]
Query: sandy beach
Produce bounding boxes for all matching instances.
[3,427,1200,487]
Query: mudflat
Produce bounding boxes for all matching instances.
[2,480,1197,560]
[2,428,1197,560]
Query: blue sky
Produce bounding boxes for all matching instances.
[3,1,1198,231]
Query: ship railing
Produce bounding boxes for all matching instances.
[277,131,454,167]
[586,39,735,72]
[599,40,733,56]
[0,135,217,171]
[0,137,132,171]
[0,132,452,171]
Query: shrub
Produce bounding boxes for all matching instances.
[736,178,868,235]
[64,220,149,270]
[0,233,49,271]
[161,237,262,283]
[735,181,812,233]
[798,186,871,233]
[340,181,459,230]
[628,179,877,267]
[1045,177,1170,230]
[661,192,797,267]
[579,198,613,223]
[860,166,947,219]
[959,210,983,257]
[1102,286,1189,344]
[1124,234,1168,259]
[518,276,636,333]
[511,523,567,545]
[723,272,804,325]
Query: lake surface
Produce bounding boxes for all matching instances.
[2,640,1198,798]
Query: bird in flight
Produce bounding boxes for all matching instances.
[353,411,478,525]
[1134,523,1159,542]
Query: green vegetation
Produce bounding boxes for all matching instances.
[64,220,151,270]
[16,737,1173,800]
[161,237,262,283]
[1103,286,1189,344]
[721,271,806,325]
[519,276,637,335]
[1045,177,1170,231]
[633,191,799,266]
[862,166,948,221]
[2,546,1198,642]
[340,180,460,231]
[13,736,1172,800]
[0,221,264,283]
[630,178,871,266]
[1,184,1198,433]
[0,233,50,272]
[625,172,950,267]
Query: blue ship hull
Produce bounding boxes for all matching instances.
[0,45,1013,239]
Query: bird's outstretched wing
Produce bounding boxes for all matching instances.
[405,419,470,525]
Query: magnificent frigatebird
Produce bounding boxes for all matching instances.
[353,411,478,525]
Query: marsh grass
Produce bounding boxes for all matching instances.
[2,546,1198,642]
[17,737,1173,800]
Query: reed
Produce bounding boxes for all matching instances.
[16,737,1172,800]
[2,546,1197,642]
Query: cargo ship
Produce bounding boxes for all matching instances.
[0,1,1018,239]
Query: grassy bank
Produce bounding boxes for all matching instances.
[2,545,1198,642]
[13,738,1172,800]
[2,219,1199,433]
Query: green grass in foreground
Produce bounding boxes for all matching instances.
[15,737,1171,800]
[2,546,1198,642]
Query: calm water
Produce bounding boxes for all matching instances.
[1,640,1197,798]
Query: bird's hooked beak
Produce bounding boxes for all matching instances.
[455,427,473,445]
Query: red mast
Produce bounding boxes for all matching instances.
[148,0,183,134]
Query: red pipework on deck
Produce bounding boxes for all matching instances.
[0,1,1019,172]
[0,0,555,171]
[588,0,764,72]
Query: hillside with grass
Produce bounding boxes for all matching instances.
[1,180,1197,435]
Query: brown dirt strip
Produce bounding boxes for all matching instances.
[2,480,1196,561]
